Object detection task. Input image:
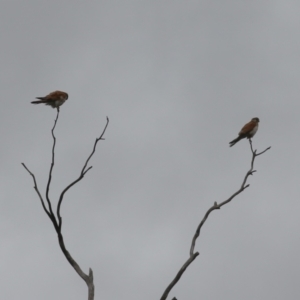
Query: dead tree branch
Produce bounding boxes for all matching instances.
[22,110,109,300]
[56,116,109,230]
[160,140,271,300]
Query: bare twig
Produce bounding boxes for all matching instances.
[45,109,60,220]
[21,163,51,219]
[22,114,109,300]
[57,116,109,229]
[161,140,271,300]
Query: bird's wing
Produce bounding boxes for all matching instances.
[46,91,61,99]
[38,91,61,102]
[239,120,256,136]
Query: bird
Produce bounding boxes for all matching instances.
[229,117,260,147]
[31,90,68,111]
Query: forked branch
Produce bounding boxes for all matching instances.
[160,140,271,300]
[22,112,109,300]
[56,116,109,230]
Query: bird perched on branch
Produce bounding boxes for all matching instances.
[229,117,259,147]
[31,90,68,111]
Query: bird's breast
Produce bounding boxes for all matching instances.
[249,124,258,137]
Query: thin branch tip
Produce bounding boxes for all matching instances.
[89,268,94,279]
[22,163,32,174]
[256,146,271,156]
[83,166,93,175]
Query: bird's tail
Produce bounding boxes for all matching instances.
[229,136,242,147]
[31,100,43,104]
[31,98,46,104]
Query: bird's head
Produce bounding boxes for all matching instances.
[56,91,68,100]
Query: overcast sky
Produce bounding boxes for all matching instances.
[1,1,300,299]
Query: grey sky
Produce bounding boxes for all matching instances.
[1,1,300,299]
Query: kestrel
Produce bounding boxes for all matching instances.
[229,117,260,147]
[31,91,68,111]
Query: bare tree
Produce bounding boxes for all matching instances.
[22,110,109,300]
[160,140,271,300]
[22,110,270,300]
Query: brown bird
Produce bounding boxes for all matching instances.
[229,117,260,147]
[31,90,68,111]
